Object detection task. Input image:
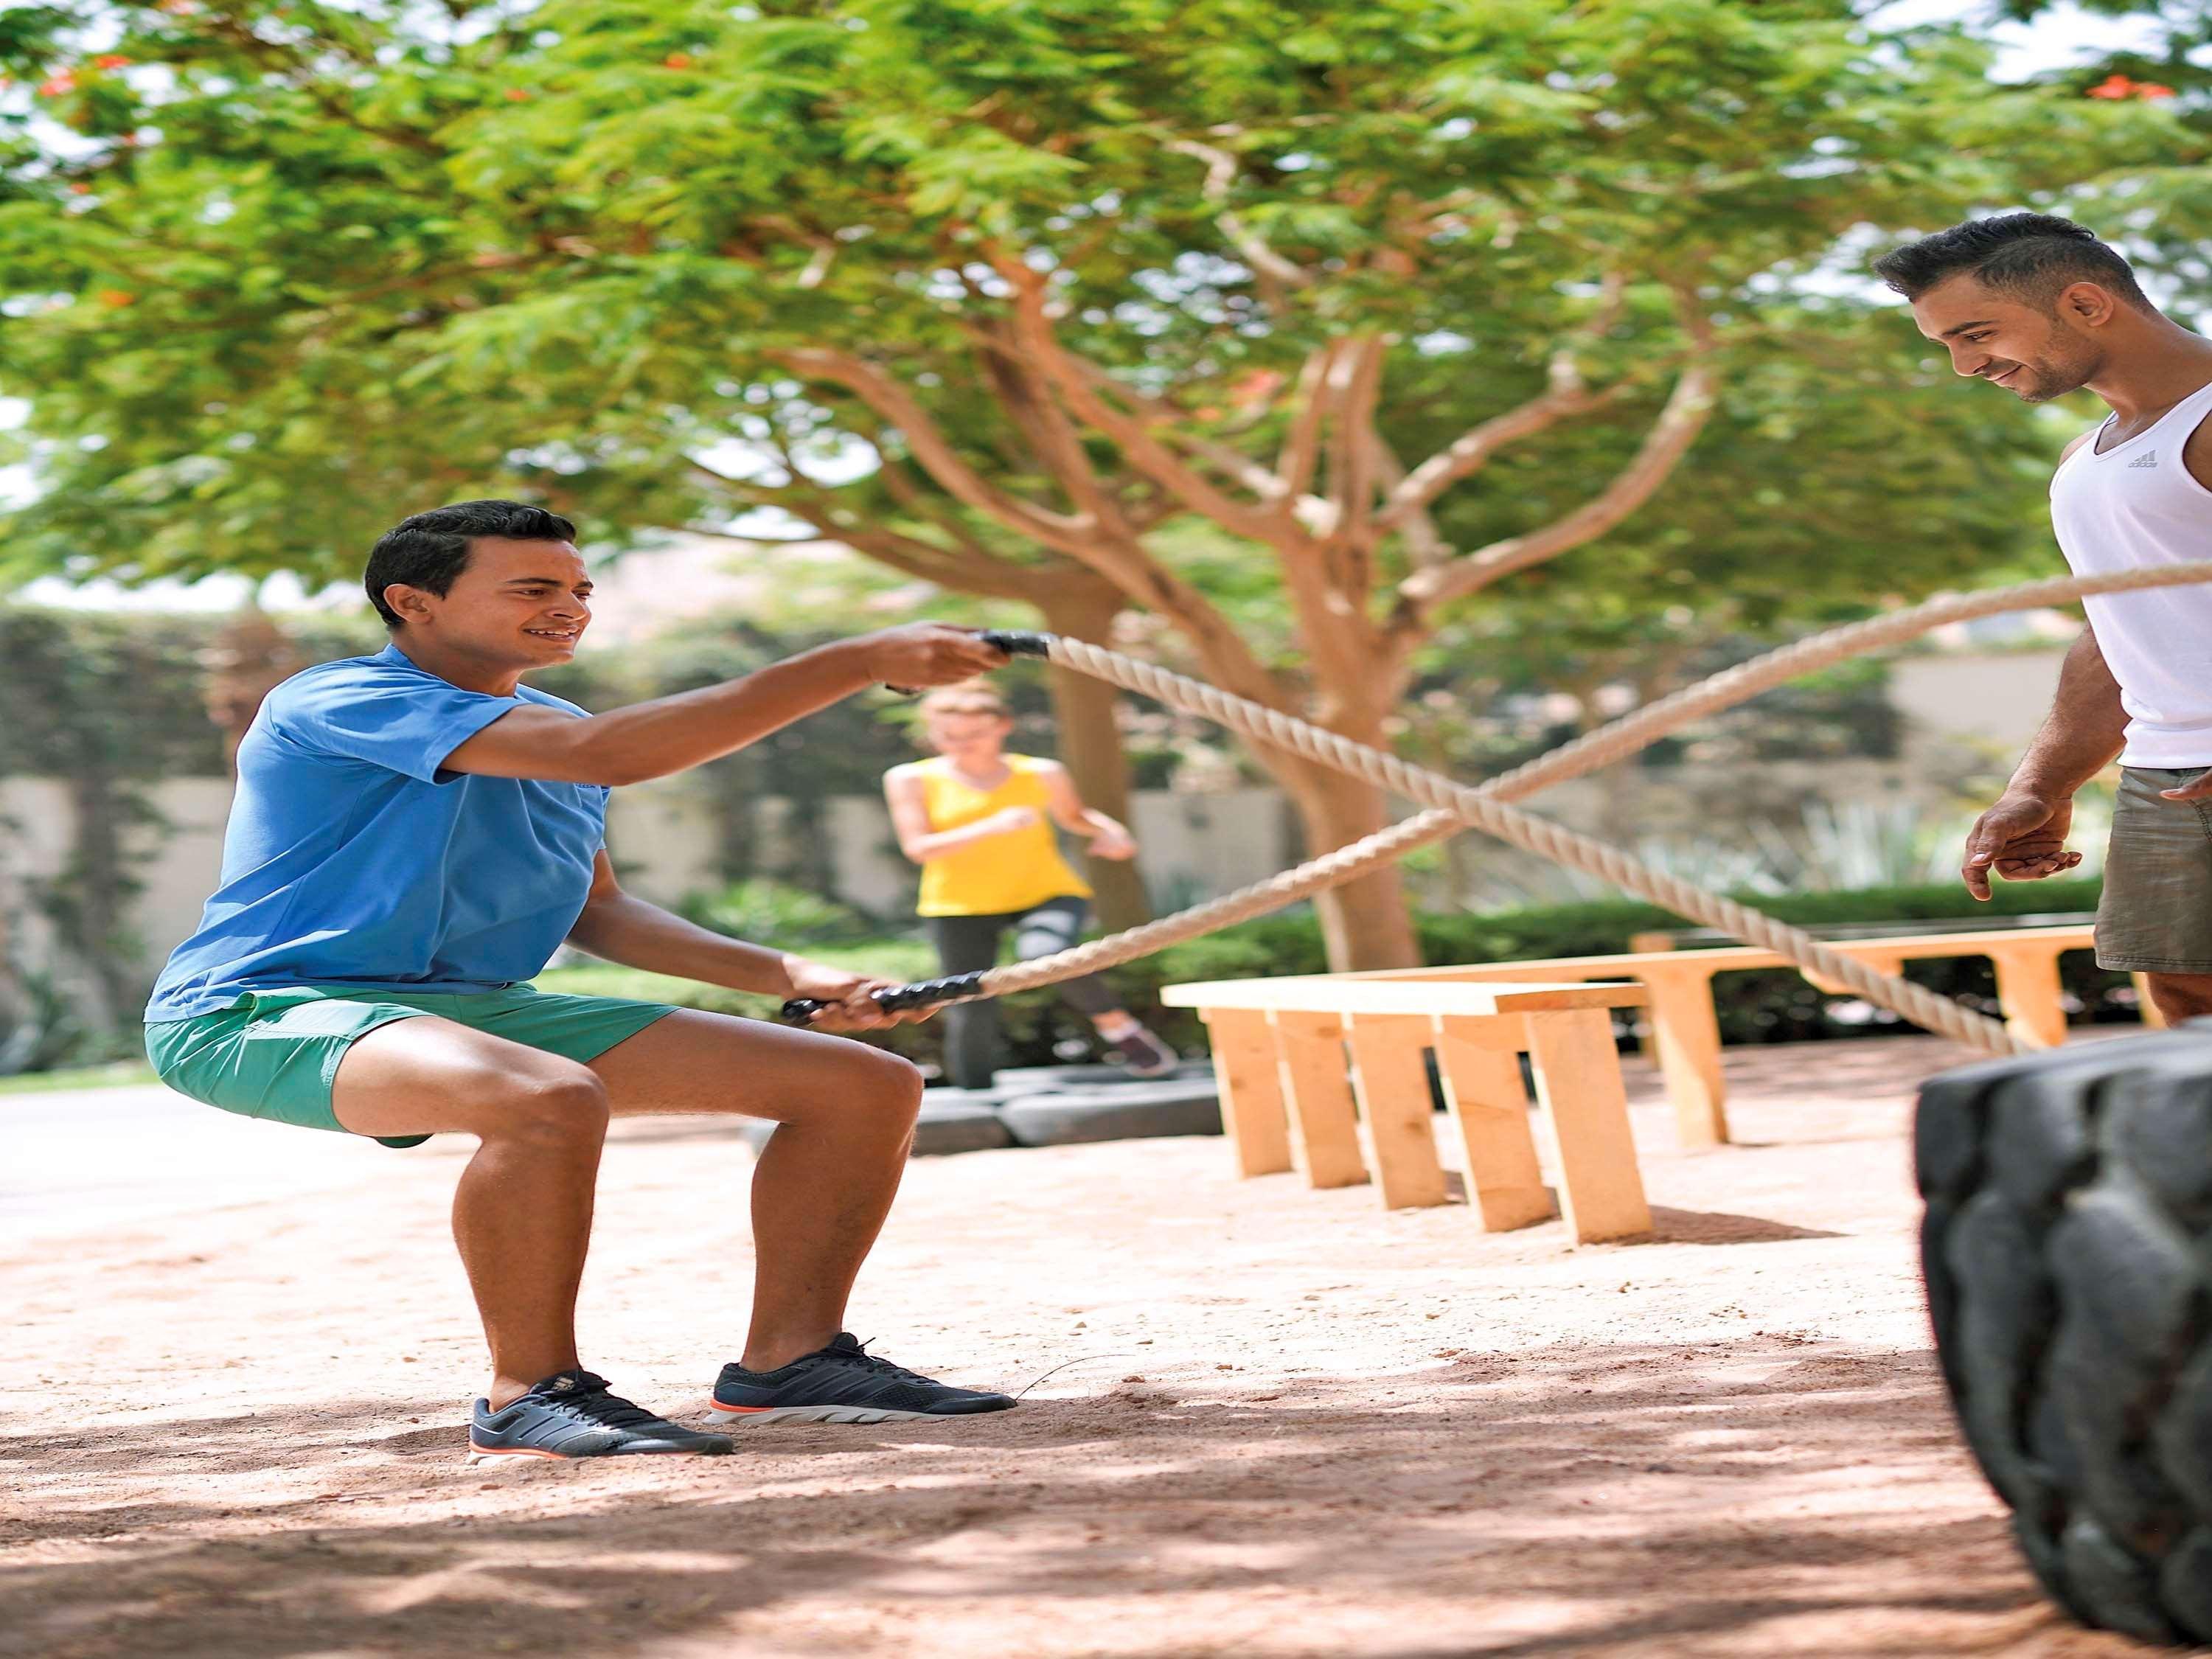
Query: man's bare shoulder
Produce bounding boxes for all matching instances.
[2058,428,2099,469]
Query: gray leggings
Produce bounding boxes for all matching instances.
[928,895,1119,1088]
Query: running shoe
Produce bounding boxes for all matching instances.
[708,1334,1017,1425]
[468,1368,734,1462]
[1108,1024,1179,1077]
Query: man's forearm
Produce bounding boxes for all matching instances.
[2008,628,2129,799]
[565,894,799,996]
[573,643,876,786]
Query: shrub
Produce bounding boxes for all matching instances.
[677,880,878,947]
[543,877,2121,1074]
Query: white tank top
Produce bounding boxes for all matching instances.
[2048,375,2212,767]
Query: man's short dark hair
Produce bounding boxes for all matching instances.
[1873,212,2152,312]
[364,500,577,628]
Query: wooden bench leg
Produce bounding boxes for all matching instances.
[1991,946,2067,1049]
[1269,1011,1370,1190]
[1200,1008,1293,1177]
[1525,1009,1652,1246]
[1344,1013,1450,1209]
[1433,1017,1554,1232]
[1641,970,1730,1149]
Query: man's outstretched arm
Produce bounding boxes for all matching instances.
[446,625,1006,787]
[563,853,910,1029]
[1961,626,2127,899]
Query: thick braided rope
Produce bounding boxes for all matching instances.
[972,557,2212,1044]
[1093,557,2212,919]
[986,638,2020,1054]
[1489,559,2212,796]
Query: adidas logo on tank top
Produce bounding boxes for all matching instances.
[2048,375,2212,766]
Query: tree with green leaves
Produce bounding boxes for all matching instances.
[0,0,2190,966]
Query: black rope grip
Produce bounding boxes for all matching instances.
[981,629,1053,658]
[781,970,990,1025]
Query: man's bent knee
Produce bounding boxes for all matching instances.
[867,1050,925,1121]
[2145,972,2212,1023]
[495,1065,612,1147]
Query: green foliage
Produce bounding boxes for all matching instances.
[678,879,875,947]
[543,878,2122,1074]
[0,608,234,1032]
[0,1059,156,1097]
[0,0,2189,628]
[0,608,227,779]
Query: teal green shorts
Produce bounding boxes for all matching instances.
[145,984,680,1149]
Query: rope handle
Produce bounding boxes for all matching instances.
[981,629,1053,658]
[781,970,987,1026]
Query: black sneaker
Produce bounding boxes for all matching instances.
[1108,1024,1178,1078]
[709,1334,1017,1425]
[468,1368,734,1463]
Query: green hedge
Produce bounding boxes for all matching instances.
[538,877,2122,1074]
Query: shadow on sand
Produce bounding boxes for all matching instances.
[0,1335,2081,1659]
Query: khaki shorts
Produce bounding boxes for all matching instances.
[2098,768,2212,973]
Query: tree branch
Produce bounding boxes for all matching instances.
[773,347,1095,553]
[1377,271,1631,529]
[1059,356,1290,504]
[685,456,1042,601]
[1276,344,1338,503]
[1394,352,1721,616]
[1166,137,1313,299]
[1366,431,1450,568]
[996,262,1290,546]
[1321,334,1388,597]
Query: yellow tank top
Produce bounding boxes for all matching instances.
[911,754,1092,918]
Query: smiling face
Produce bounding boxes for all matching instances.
[384,536,593,669]
[923,707,1012,766]
[1910,273,2112,404]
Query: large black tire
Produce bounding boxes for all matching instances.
[1917,1028,2212,1644]
[726,1096,1013,1157]
[911,1097,1016,1156]
[990,1060,1215,1094]
[997,1080,1222,1147]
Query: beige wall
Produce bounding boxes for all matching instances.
[1890,648,2068,757]
[0,776,1298,984]
[0,639,2068,997]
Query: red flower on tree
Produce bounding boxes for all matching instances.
[39,72,77,97]
[92,55,132,71]
[2088,74,2180,101]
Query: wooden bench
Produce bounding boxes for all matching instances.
[1329,923,2139,1150]
[1624,910,2103,954]
[1158,977,1652,1245]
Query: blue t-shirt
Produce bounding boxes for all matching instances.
[145,644,611,1023]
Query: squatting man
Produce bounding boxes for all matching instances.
[1878,213,2212,1023]
[145,501,1026,1459]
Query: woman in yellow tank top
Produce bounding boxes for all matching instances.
[885,684,1177,1088]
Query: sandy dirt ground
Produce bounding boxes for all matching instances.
[0,1034,2179,1659]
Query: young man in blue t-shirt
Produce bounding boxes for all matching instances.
[146,499,1018,1460]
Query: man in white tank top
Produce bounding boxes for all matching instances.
[1876,213,2212,1021]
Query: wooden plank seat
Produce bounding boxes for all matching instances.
[1327,923,2134,1150]
[1158,978,1652,1245]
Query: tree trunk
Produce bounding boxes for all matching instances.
[1278,757,1422,971]
[1039,588,1151,932]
